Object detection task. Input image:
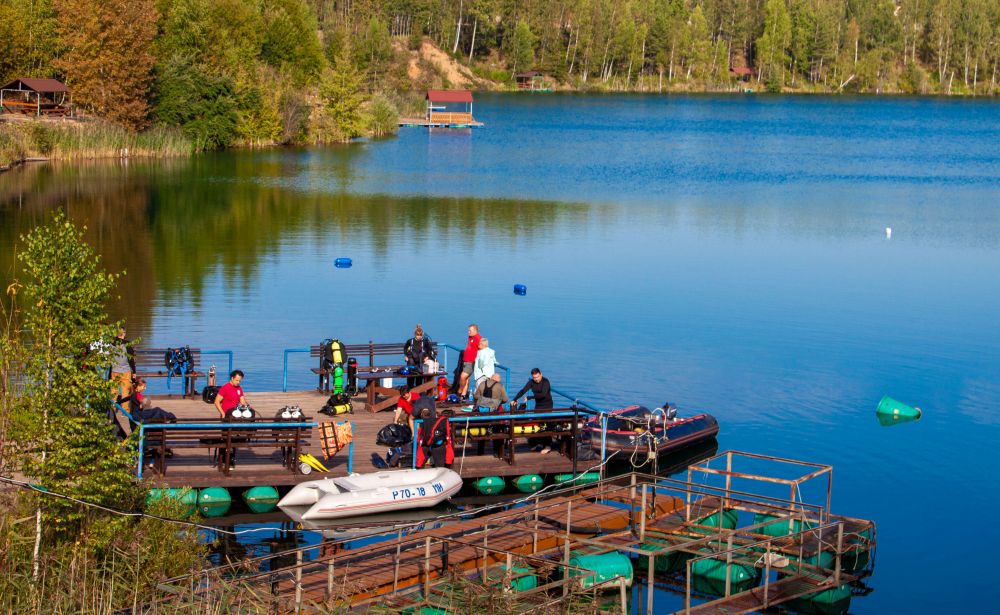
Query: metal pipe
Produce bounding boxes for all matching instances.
[646,553,655,615]
[294,549,302,612]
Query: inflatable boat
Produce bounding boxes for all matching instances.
[278,467,463,521]
[581,405,718,459]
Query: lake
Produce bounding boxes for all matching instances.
[2,93,999,612]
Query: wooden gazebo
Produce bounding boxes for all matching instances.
[516,71,544,91]
[0,78,71,116]
[425,90,474,125]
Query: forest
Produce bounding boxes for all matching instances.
[1,0,998,151]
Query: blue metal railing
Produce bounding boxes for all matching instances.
[200,349,234,375]
[282,347,311,391]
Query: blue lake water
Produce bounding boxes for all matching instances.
[2,93,999,612]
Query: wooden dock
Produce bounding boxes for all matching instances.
[398,117,484,128]
[145,390,578,489]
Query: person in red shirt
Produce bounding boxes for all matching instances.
[458,323,481,398]
[214,369,248,417]
[394,389,420,432]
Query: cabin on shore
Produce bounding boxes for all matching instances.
[0,78,71,116]
[515,71,546,91]
[730,66,756,82]
[425,90,474,125]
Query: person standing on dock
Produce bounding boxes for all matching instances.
[512,368,553,410]
[472,337,497,389]
[458,324,481,399]
[214,369,248,418]
[404,324,436,389]
[109,327,135,411]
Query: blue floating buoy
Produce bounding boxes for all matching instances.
[334,257,353,268]
[513,284,527,295]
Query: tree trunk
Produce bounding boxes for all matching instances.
[973,57,979,94]
[452,0,463,55]
[669,44,675,81]
[468,17,477,62]
[659,67,663,92]
[568,27,579,75]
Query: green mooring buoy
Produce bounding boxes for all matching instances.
[198,487,232,518]
[243,486,280,513]
[553,472,600,486]
[692,557,761,596]
[473,476,505,495]
[875,395,921,420]
[513,474,543,493]
[146,488,198,518]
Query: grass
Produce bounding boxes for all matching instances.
[0,118,193,168]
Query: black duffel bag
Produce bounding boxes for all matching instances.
[376,423,412,447]
[202,385,220,404]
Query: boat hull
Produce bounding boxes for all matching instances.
[583,407,719,457]
[285,468,463,521]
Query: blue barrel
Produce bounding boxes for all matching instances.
[513,284,527,295]
[334,257,353,268]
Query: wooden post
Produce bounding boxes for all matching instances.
[533,503,539,553]
[505,552,512,589]
[639,483,647,542]
[646,554,654,615]
[835,522,844,585]
[294,549,303,613]
[424,536,432,599]
[724,452,733,509]
[393,529,402,592]
[724,532,733,597]
[563,500,572,598]
[481,523,489,581]
[326,555,335,600]
[763,540,772,608]
[619,576,628,615]
[684,558,692,613]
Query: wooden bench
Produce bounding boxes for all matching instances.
[443,409,581,465]
[142,419,312,477]
[308,341,440,392]
[133,348,205,397]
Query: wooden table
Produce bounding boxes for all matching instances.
[357,367,446,413]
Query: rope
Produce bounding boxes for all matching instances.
[0,451,623,540]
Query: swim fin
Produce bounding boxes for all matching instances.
[298,453,328,473]
[370,452,389,469]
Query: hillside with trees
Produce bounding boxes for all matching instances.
[0,0,997,153]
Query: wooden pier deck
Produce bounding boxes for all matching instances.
[398,117,485,128]
[145,390,578,488]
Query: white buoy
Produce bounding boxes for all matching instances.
[885,227,892,239]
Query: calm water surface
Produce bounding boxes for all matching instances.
[2,94,999,612]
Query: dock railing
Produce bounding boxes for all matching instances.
[149,464,874,614]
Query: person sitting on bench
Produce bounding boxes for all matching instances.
[214,369,248,418]
[117,377,176,432]
[473,373,508,411]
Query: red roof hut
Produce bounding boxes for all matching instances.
[425,90,474,125]
[0,78,71,116]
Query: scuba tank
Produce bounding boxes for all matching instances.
[346,358,358,395]
[436,377,448,402]
[332,365,345,394]
[208,364,217,387]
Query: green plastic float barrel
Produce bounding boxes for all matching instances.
[640,537,689,574]
[566,552,633,589]
[691,509,739,535]
[691,557,761,596]
[473,476,505,495]
[198,487,232,517]
[841,527,874,573]
[146,488,198,518]
[785,583,852,615]
[553,472,601,486]
[875,395,921,424]
[486,565,538,592]
[513,474,544,493]
[243,486,280,513]
[752,513,814,537]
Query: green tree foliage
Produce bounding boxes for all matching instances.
[0,0,58,84]
[12,211,138,537]
[153,58,238,150]
[260,0,325,82]
[317,45,367,142]
[756,0,793,87]
[510,20,537,75]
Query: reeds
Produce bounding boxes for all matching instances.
[0,119,193,168]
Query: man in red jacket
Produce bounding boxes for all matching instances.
[458,323,481,398]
